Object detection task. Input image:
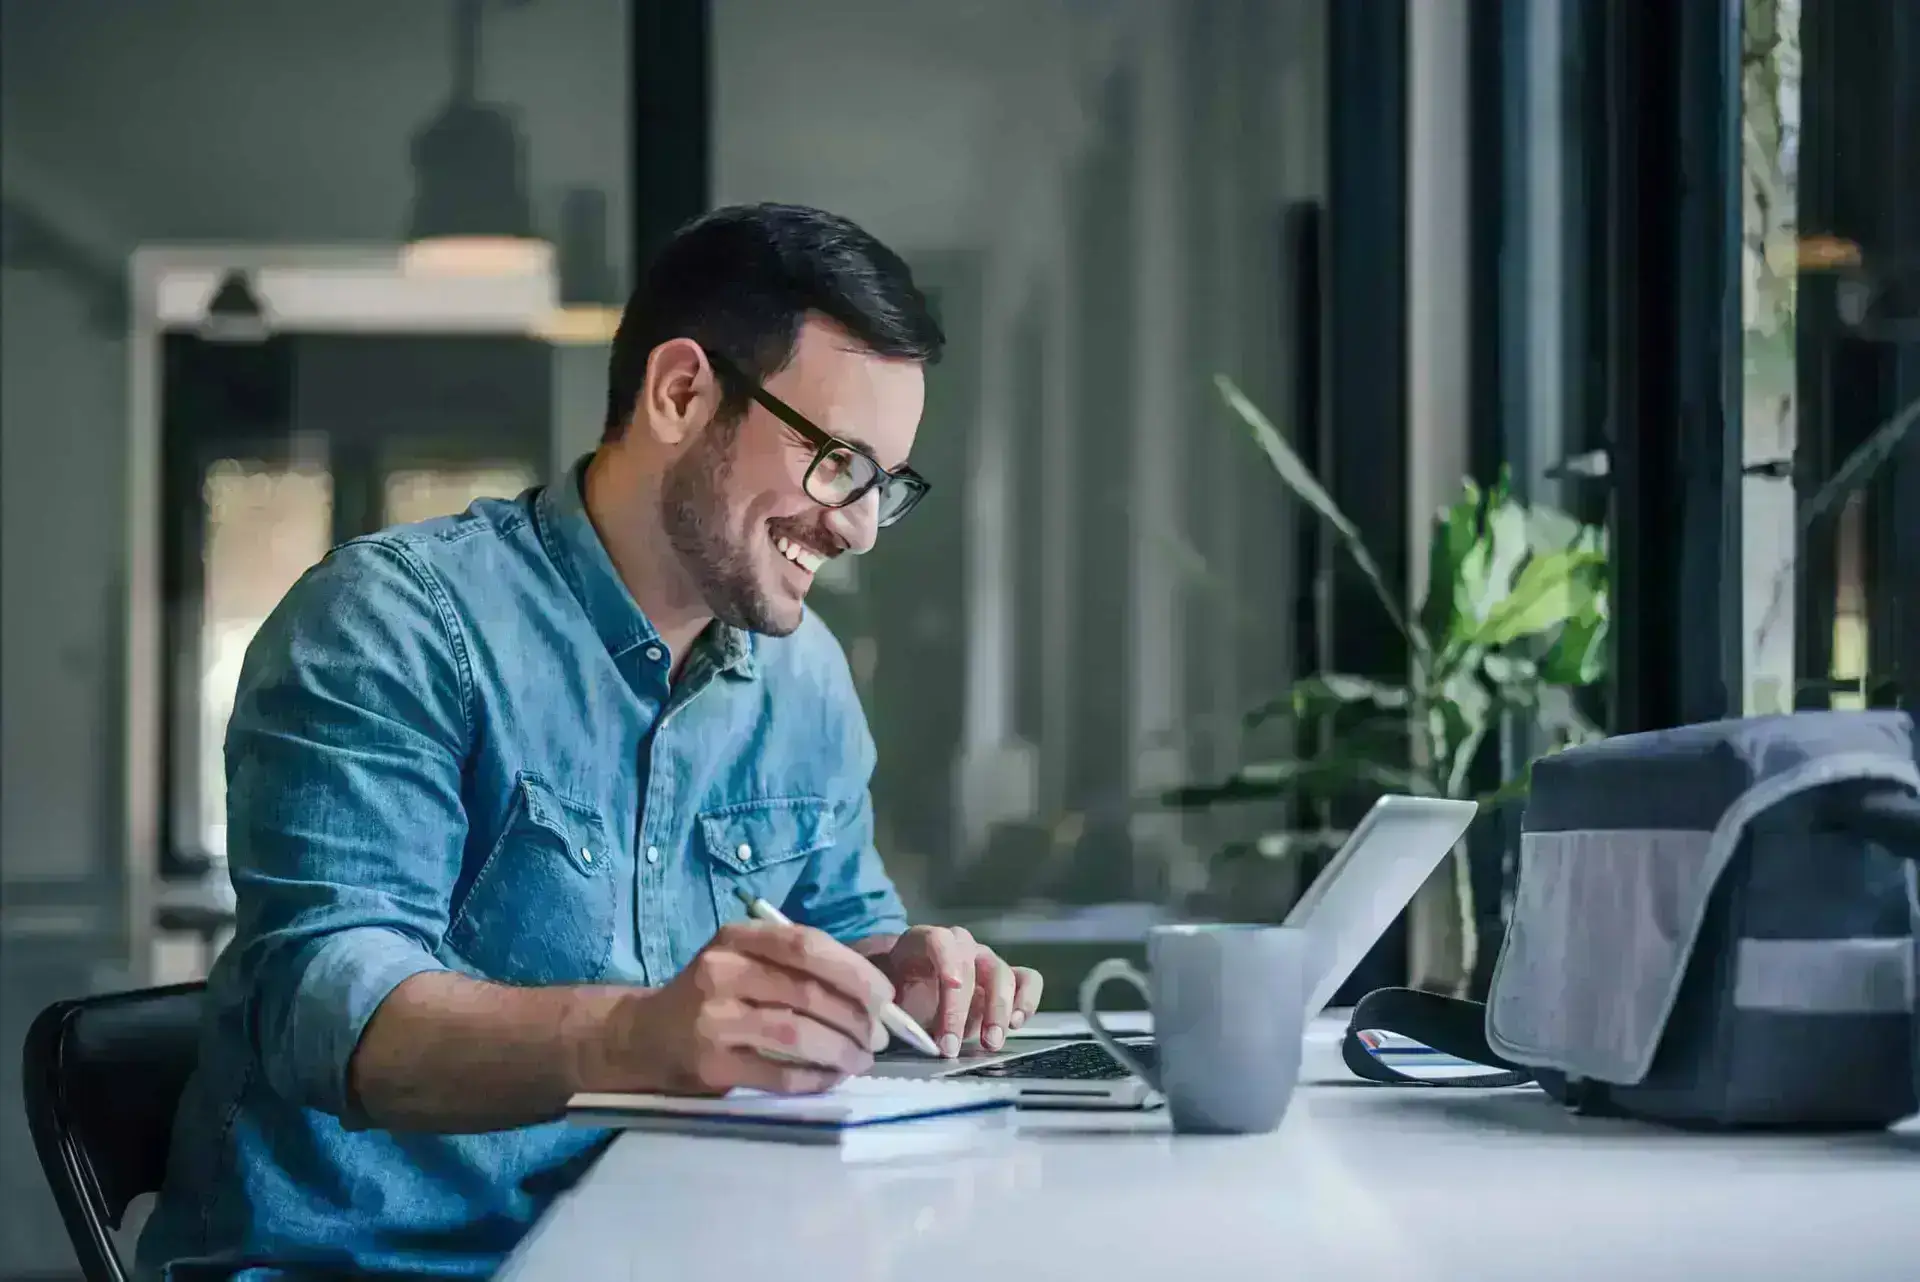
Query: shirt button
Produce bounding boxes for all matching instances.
[581,847,593,864]
[644,645,663,663]
[736,843,752,863]
[645,845,660,864]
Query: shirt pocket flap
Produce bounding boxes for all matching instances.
[697,798,836,875]
[516,772,611,875]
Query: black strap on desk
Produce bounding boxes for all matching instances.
[1340,987,1534,1089]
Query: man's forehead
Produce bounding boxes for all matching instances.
[766,330,923,464]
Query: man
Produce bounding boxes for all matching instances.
[137,203,1043,1280]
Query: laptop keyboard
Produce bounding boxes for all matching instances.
[952,1040,1156,1082]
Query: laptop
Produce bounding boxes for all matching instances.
[867,794,1478,1108]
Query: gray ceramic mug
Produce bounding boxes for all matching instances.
[1078,924,1307,1135]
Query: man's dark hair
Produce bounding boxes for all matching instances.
[602,203,945,441]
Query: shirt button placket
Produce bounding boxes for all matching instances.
[637,711,684,984]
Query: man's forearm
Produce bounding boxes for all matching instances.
[347,971,644,1133]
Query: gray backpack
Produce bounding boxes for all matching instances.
[1344,710,1920,1130]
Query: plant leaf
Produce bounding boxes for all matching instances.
[1436,669,1494,798]
[1538,612,1609,686]
[1158,755,1436,809]
[1216,375,1423,656]
[1242,672,1411,728]
[1419,488,1481,652]
[1472,549,1607,649]
[1480,652,1537,687]
[1536,685,1604,746]
[1456,497,1530,635]
[1475,768,1536,812]
[1525,504,1584,555]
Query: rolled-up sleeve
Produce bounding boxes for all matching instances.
[222,537,470,1122]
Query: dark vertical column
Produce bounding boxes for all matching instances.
[159,370,207,877]
[1326,0,1409,1000]
[1463,0,1513,998]
[1799,0,1920,709]
[1601,0,1743,734]
[328,440,384,546]
[1887,0,1920,706]
[1794,0,1841,700]
[1283,202,1326,697]
[1466,0,1508,491]
[630,0,711,280]
[1675,0,1745,724]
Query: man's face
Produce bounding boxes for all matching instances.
[662,317,926,636]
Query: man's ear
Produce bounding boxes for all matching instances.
[639,338,721,447]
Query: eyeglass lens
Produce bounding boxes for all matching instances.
[804,446,923,526]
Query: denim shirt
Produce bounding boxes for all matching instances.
[136,460,908,1280]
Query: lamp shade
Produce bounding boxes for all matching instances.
[403,0,545,278]
[408,99,535,231]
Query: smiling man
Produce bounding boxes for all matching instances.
[137,203,1043,1281]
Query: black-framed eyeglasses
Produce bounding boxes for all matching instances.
[704,348,930,528]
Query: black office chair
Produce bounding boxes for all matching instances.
[22,982,206,1282]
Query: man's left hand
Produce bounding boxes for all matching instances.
[868,926,1043,1057]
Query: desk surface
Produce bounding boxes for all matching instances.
[499,1015,1920,1282]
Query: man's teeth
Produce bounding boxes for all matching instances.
[773,535,825,573]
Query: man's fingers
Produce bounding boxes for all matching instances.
[742,1002,876,1077]
[1010,966,1044,1028]
[718,921,893,1009]
[715,999,875,1078]
[709,1046,849,1096]
[974,950,1016,1050]
[917,929,975,1057]
[731,958,884,1051]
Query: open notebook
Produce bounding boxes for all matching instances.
[568,1077,1018,1158]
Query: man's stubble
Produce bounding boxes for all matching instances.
[660,418,799,637]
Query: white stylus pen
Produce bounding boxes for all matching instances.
[732,887,944,1058]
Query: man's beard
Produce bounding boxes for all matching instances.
[660,421,800,636]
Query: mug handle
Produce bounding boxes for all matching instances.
[1077,957,1161,1090]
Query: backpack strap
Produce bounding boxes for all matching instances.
[1340,987,1535,1089]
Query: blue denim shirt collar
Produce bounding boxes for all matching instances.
[537,454,757,680]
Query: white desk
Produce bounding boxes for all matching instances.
[498,1015,1920,1282]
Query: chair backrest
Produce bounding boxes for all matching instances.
[21,983,206,1282]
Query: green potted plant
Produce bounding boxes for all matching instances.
[1160,378,1611,995]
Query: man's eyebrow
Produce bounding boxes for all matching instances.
[757,383,903,468]
[835,431,914,472]
[779,405,879,459]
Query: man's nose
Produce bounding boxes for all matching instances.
[823,488,881,555]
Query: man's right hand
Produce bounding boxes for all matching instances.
[583,921,896,1096]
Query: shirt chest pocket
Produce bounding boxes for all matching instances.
[698,797,836,927]
[449,773,618,985]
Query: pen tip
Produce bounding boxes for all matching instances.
[733,887,755,906]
